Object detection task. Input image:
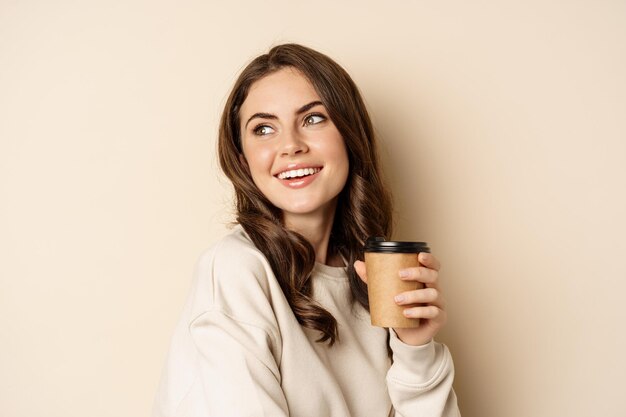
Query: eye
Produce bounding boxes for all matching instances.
[253,125,275,136]
[304,113,326,126]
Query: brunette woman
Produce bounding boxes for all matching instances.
[153,43,460,417]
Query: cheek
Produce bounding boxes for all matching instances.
[334,141,350,189]
[243,144,275,178]
[327,136,350,173]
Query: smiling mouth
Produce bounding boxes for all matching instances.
[276,167,322,180]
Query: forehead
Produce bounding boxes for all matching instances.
[240,67,320,116]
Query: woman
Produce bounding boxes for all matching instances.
[153,43,460,417]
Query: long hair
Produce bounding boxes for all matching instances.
[218,43,393,345]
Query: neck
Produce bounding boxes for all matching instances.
[283,201,341,266]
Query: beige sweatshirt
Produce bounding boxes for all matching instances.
[152,226,460,417]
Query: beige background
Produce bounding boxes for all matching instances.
[1,1,625,416]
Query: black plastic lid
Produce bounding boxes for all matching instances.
[364,237,430,253]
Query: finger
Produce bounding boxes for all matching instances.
[402,305,443,320]
[398,266,438,285]
[418,252,441,271]
[353,260,368,284]
[394,287,445,308]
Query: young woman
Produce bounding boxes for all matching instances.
[153,44,460,417]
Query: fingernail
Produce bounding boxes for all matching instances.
[399,270,409,278]
[394,295,405,303]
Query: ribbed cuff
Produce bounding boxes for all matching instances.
[388,329,448,387]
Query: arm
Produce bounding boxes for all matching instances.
[187,310,289,416]
[153,237,290,417]
[386,329,459,417]
[354,253,461,416]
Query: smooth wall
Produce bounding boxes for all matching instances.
[1,1,625,416]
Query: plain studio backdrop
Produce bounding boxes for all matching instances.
[1,1,625,416]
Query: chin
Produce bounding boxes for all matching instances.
[280,202,322,215]
[277,197,337,217]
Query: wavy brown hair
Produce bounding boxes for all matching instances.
[218,43,393,346]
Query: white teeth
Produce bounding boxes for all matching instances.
[277,167,320,179]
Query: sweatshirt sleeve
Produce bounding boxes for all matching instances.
[186,310,289,416]
[386,329,461,417]
[152,235,291,417]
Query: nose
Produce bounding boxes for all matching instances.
[279,129,308,157]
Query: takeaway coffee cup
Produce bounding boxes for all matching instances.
[364,237,430,328]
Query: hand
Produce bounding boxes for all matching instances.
[353,252,447,346]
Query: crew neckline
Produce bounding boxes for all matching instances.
[313,261,348,280]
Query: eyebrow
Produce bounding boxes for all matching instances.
[244,100,324,129]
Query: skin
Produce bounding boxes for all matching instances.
[239,67,446,346]
[239,67,349,266]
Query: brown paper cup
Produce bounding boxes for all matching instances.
[365,252,423,328]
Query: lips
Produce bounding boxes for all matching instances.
[276,167,322,180]
[273,165,323,189]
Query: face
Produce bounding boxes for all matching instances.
[239,67,349,222]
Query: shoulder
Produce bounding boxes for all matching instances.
[197,224,271,281]
[189,225,281,320]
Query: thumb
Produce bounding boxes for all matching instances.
[353,260,368,284]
